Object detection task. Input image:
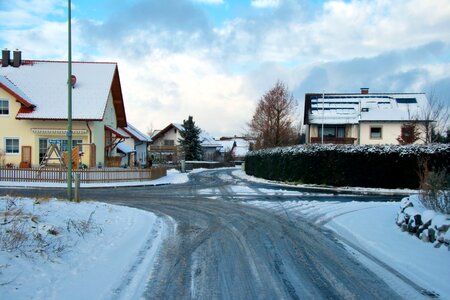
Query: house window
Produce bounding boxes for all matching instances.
[47,139,83,152]
[318,126,346,138]
[0,99,9,115]
[164,139,175,146]
[370,127,382,139]
[39,138,48,163]
[5,138,19,154]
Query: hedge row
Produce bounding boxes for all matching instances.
[245,144,450,189]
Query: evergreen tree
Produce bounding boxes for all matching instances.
[179,116,202,161]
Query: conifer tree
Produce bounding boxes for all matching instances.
[179,116,202,161]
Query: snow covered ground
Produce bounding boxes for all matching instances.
[236,169,450,299]
[233,169,416,196]
[1,168,448,299]
[0,168,189,188]
[0,197,170,300]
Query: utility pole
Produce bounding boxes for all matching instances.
[67,0,73,201]
[321,91,325,144]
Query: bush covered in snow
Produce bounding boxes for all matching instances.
[396,195,450,249]
[418,164,450,214]
[245,144,450,188]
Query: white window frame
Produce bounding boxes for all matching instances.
[4,137,20,155]
[0,99,9,116]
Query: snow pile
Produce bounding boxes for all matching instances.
[0,196,167,300]
[396,194,450,248]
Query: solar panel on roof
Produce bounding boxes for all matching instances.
[396,98,417,104]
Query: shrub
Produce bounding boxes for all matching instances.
[245,144,450,189]
[418,161,450,214]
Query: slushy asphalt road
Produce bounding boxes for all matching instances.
[1,168,407,299]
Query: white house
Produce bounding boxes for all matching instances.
[117,123,152,167]
[150,123,230,162]
[216,137,252,162]
[0,49,128,167]
[150,123,184,162]
[304,88,432,145]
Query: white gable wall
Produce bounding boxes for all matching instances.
[92,91,117,165]
[153,127,182,146]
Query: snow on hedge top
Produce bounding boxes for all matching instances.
[247,143,450,157]
[0,61,117,120]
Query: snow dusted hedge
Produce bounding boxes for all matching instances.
[396,195,450,248]
[245,144,450,189]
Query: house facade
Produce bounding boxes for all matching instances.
[304,88,431,145]
[150,123,184,163]
[118,123,152,167]
[217,137,252,162]
[0,49,128,167]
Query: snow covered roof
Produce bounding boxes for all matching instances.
[0,60,127,126]
[305,93,431,125]
[150,130,161,139]
[0,75,34,107]
[217,140,235,152]
[123,123,151,142]
[199,131,221,148]
[117,142,135,154]
[105,125,130,139]
[173,123,184,131]
[216,138,251,157]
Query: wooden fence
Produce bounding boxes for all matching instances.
[0,166,167,183]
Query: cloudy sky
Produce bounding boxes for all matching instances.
[1,0,449,137]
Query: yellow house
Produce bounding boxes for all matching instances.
[304,88,432,145]
[0,49,129,168]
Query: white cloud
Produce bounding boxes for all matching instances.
[216,0,450,64]
[0,0,65,28]
[251,0,280,8]
[112,51,255,137]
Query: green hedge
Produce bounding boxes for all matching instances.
[245,144,450,189]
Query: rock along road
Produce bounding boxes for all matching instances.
[1,168,408,299]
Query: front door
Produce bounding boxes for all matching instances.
[21,146,32,167]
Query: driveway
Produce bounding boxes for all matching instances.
[1,168,404,299]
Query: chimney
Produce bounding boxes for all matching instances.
[360,87,369,95]
[13,49,21,67]
[2,49,10,67]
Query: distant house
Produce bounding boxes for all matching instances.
[117,123,152,167]
[217,137,252,162]
[199,131,222,161]
[303,88,432,145]
[150,123,240,162]
[0,49,129,167]
[150,123,184,163]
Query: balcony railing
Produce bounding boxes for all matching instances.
[149,145,180,152]
[310,137,357,144]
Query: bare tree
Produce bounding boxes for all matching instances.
[248,81,299,149]
[419,91,449,144]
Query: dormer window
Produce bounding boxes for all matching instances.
[0,99,8,115]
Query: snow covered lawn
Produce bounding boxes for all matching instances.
[244,199,450,298]
[0,196,168,300]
